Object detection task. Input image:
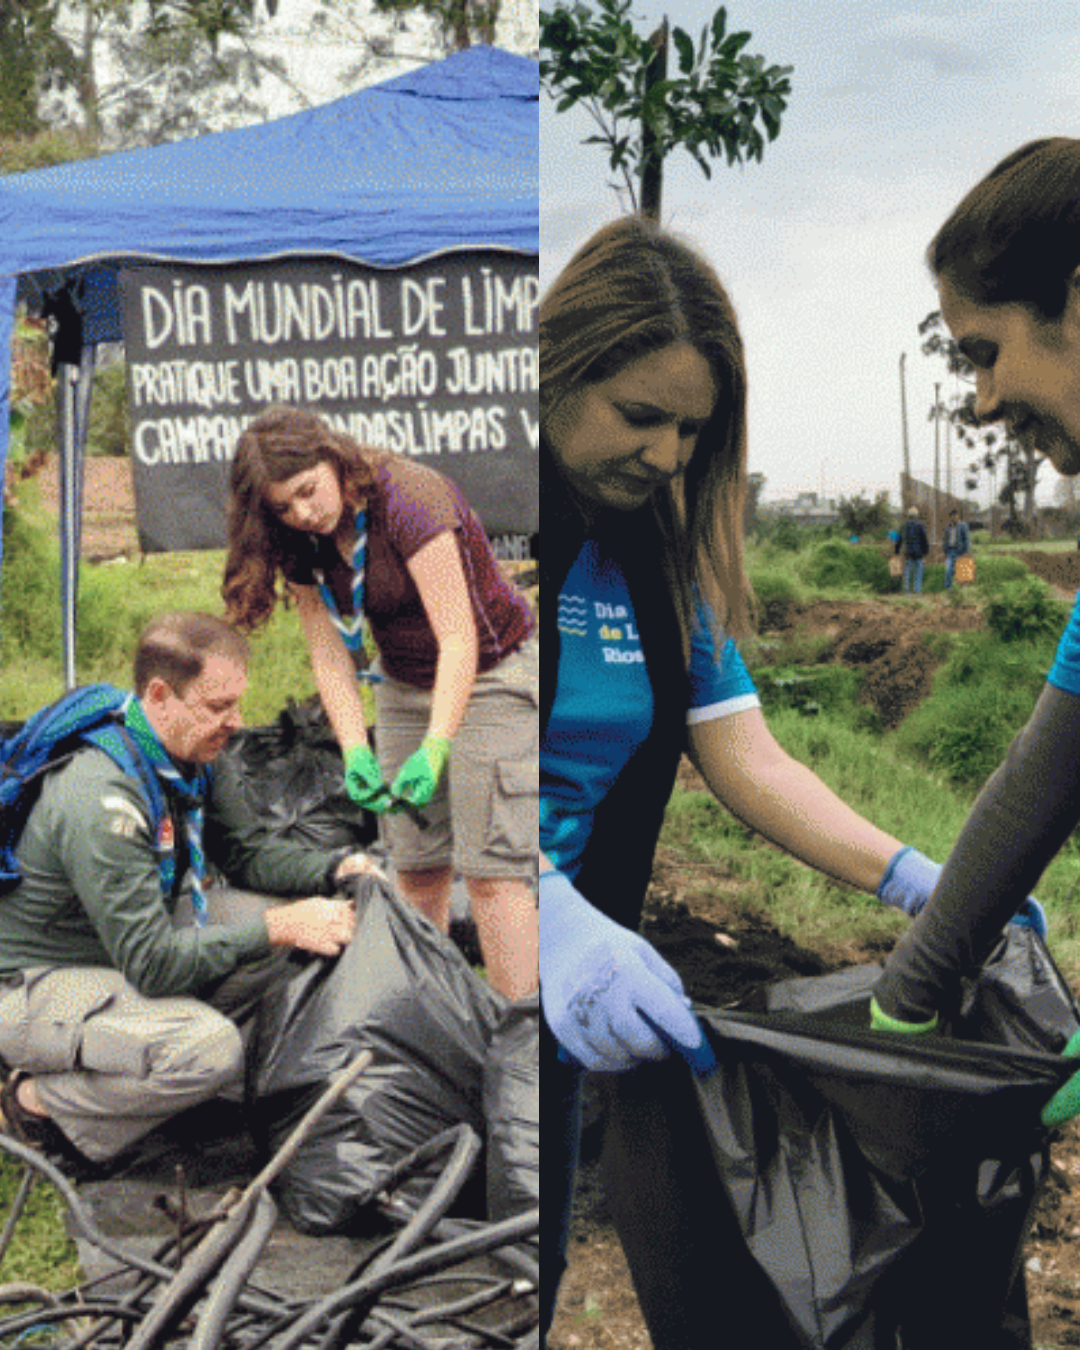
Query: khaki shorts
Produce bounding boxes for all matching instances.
[374,638,538,879]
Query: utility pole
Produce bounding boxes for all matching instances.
[945,414,952,505]
[933,381,941,544]
[640,18,668,220]
[899,353,911,509]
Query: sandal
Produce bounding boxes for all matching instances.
[0,1071,98,1177]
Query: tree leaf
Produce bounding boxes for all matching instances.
[672,26,695,74]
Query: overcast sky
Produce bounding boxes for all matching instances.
[541,1,1080,506]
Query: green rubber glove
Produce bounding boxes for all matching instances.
[1042,1029,1080,1128]
[391,734,451,810]
[344,744,393,814]
[869,996,939,1035]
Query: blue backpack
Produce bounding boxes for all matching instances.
[0,684,167,895]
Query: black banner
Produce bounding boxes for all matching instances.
[119,252,539,552]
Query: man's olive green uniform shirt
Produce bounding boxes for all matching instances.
[0,747,343,998]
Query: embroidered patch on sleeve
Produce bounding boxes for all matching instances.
[101,794,149,836]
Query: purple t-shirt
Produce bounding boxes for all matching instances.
[284,457,534,688]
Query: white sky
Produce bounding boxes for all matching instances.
[541,1,1080,506]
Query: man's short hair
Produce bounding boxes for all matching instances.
[133,613,249,697]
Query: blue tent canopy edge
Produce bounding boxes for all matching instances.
[0,43,538,578]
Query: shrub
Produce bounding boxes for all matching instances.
[799,540,859,589]
[0,505,62,666]
[848,548,892,594]
[983,576,1069,644]
[749,568,806,629]
[757,664,863,719]
[798,541,892,594]
[87,361,129,457]
[896,678,1036,785]
[973,555,1030,594]
[894,635,1047,785]
[768,514,802,552]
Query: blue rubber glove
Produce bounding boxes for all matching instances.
[878,846,1048,938]
[540,870,710,1074]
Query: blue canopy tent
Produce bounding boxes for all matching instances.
[0,44,538,687]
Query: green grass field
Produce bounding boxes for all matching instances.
[0,485,318,723]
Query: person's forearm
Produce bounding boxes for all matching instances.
[427,633,479,740]
[713,750,901,892]
[876,682,1080,1021]
[312,639,371,752]
[689,715,901,893]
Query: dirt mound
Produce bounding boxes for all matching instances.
[1018,548,1080,593]
[642,899,830,1007]
[777,598,985,729]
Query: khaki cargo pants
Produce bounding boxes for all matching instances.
[0,896,294,1164]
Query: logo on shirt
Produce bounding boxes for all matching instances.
[557,593,589,638]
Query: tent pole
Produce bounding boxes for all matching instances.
[58,364,80,691]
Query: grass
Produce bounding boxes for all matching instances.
[0,1159,81,1288]
[662,706,1080,980]
[1,488,318,723]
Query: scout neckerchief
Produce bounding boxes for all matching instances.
[313,507,368,654]
[124,695,211,925]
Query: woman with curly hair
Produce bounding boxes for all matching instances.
[223,404,537,1001]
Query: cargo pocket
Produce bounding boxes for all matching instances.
[484,759,538,863]
[5,968,121,1077]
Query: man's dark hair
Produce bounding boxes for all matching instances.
[928,137,1080,319]
[133,613,249,697]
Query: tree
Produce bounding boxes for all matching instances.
[4,2,291,149]
[370,0,499,50]
[744,469,765,534]
[919,310,1039,533]
[540,0,792,216]
[0,0,80,138]
[837,492,891,538]
[144,0,279,50]
[104,19,284,144]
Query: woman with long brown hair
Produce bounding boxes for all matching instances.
[538,215,1037,1344]
[223,404,538,1002]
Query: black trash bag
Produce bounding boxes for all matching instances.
[602,927,1080,1350]
[249,874,505,1233]
[203,707,539,1235]
[483,991,539,1220]
[210,698,377,854]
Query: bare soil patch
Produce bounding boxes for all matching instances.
[33,453,139,561]
[783,596,986,728]
[1019,549,1080,595]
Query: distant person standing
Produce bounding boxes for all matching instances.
[900,506,929,594]
[943,508,972,590]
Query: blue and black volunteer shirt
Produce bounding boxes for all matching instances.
[541,540,759,879]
